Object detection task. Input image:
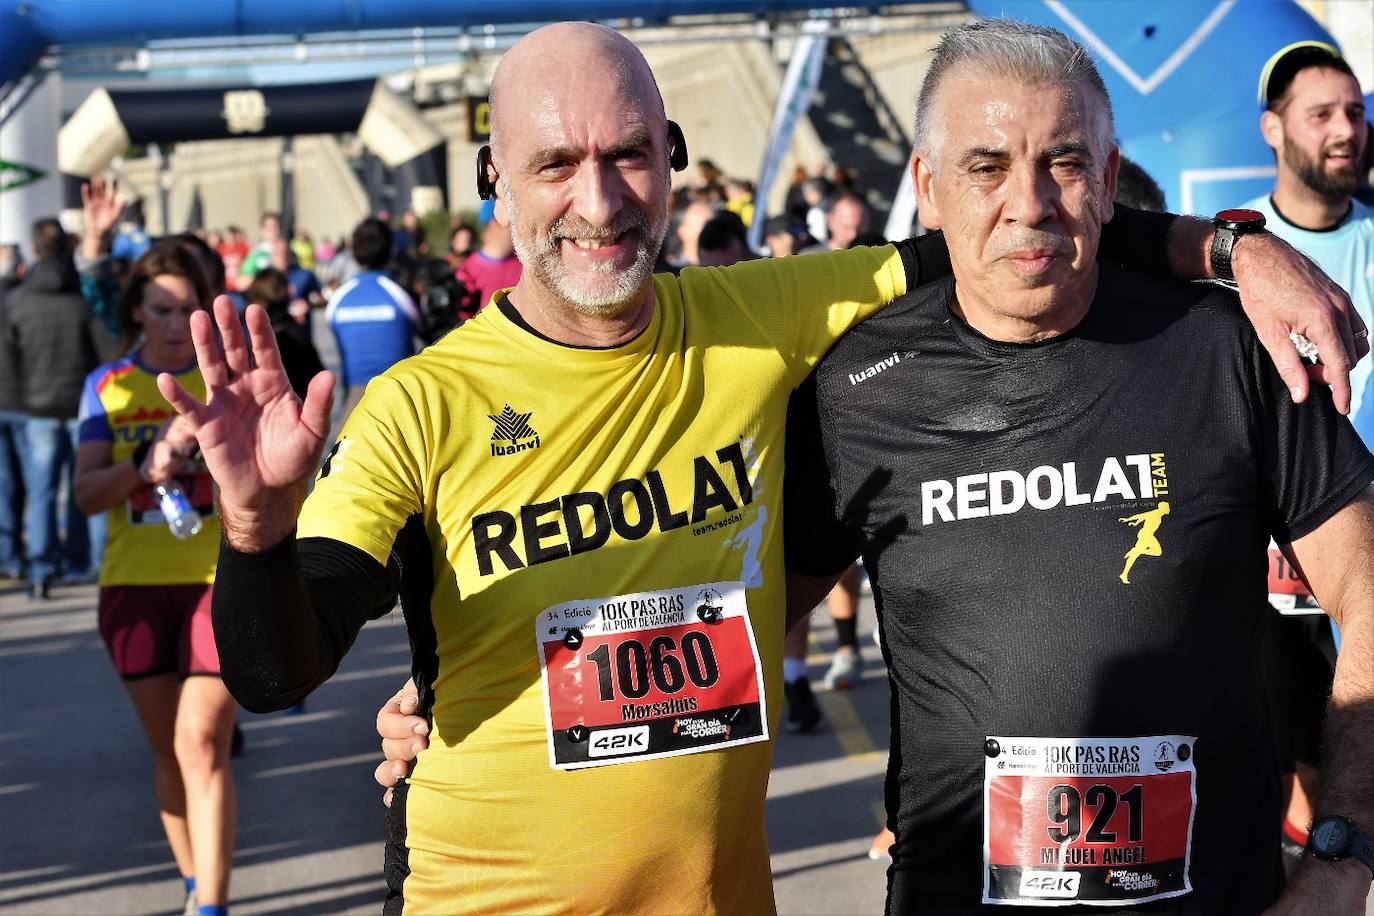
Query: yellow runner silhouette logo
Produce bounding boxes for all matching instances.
[1118,502,1170,584]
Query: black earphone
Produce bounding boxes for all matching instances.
[477,144,495,200]
[475,120,689,200]
[666,119,689,172]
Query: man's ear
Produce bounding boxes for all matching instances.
[487,154,510,227]
[1259,110,1284,153]
[1101,144,1121,223]
[913,152,942,230]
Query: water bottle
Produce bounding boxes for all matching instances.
[156,482,203,540]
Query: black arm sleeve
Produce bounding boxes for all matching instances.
[1097,204,1179,278]
[892,204,1179,288]
[784,373,865,577]
[212,534,399,713]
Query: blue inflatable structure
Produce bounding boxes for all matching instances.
[1,0,1347,214]
[969,1,1337,213]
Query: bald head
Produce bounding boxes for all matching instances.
[489,22,666,160]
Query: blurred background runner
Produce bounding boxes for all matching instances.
[72,243,238,916]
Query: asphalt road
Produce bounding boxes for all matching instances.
[0,579,896,915]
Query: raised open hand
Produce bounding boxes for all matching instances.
[81,176,124,236]
[80,176,124,259]
[156,296,335,550]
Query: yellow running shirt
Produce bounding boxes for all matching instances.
[297,247,906,913]
[78,354,219,586]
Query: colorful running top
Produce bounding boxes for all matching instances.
[297,246,909,913]
[78,354,220,586]
[324,270,421,388]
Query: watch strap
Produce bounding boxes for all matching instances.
[131,439,154,481]
[1209,210,1266,284]
[1209,227,1237,282]
[1350,830,1374,876]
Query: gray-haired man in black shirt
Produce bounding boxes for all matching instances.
[783,18,1374,916]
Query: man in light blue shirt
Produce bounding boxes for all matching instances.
[1244,39,1372,874]
[1244,42,1372,438]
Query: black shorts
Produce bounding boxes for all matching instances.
[1260,607,1335,771]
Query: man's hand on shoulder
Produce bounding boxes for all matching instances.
[1230,231,1369,415]
[1263,857,1372,915]
[1163,215,1368,414]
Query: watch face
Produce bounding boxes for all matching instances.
[1215,208,1266,229]
[1312,817,1351,854]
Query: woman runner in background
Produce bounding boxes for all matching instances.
[73,244,237,916]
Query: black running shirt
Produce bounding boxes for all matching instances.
[785,263,1374,915]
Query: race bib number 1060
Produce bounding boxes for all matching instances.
[536,581,768,770]
[983,735,1196,907]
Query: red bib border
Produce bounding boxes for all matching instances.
[536,581,769,770]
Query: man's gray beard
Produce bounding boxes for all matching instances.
[505,186,669,319]
[1284,136,1361,202]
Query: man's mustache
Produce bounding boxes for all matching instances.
[1323,142,1360,160]
[991,230,1073,258]
[548,208,649,244]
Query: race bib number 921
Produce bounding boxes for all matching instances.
[536,581,768,770]
[983,735,1196,907]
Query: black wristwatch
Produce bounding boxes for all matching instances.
[1307,816,1374,876]
[1209,208,1267,282]
[131,439,154,482]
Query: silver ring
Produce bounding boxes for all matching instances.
[1355,329,1370,341]
[1290,332,1319,360]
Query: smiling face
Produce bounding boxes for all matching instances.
[1265,66,1367,202]
[490,25,671,319]
[914,71,1118,338]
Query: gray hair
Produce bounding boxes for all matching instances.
[913,19,1114,165]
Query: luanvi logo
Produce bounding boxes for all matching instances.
[848,351,901,386]
[489,405,540,457]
